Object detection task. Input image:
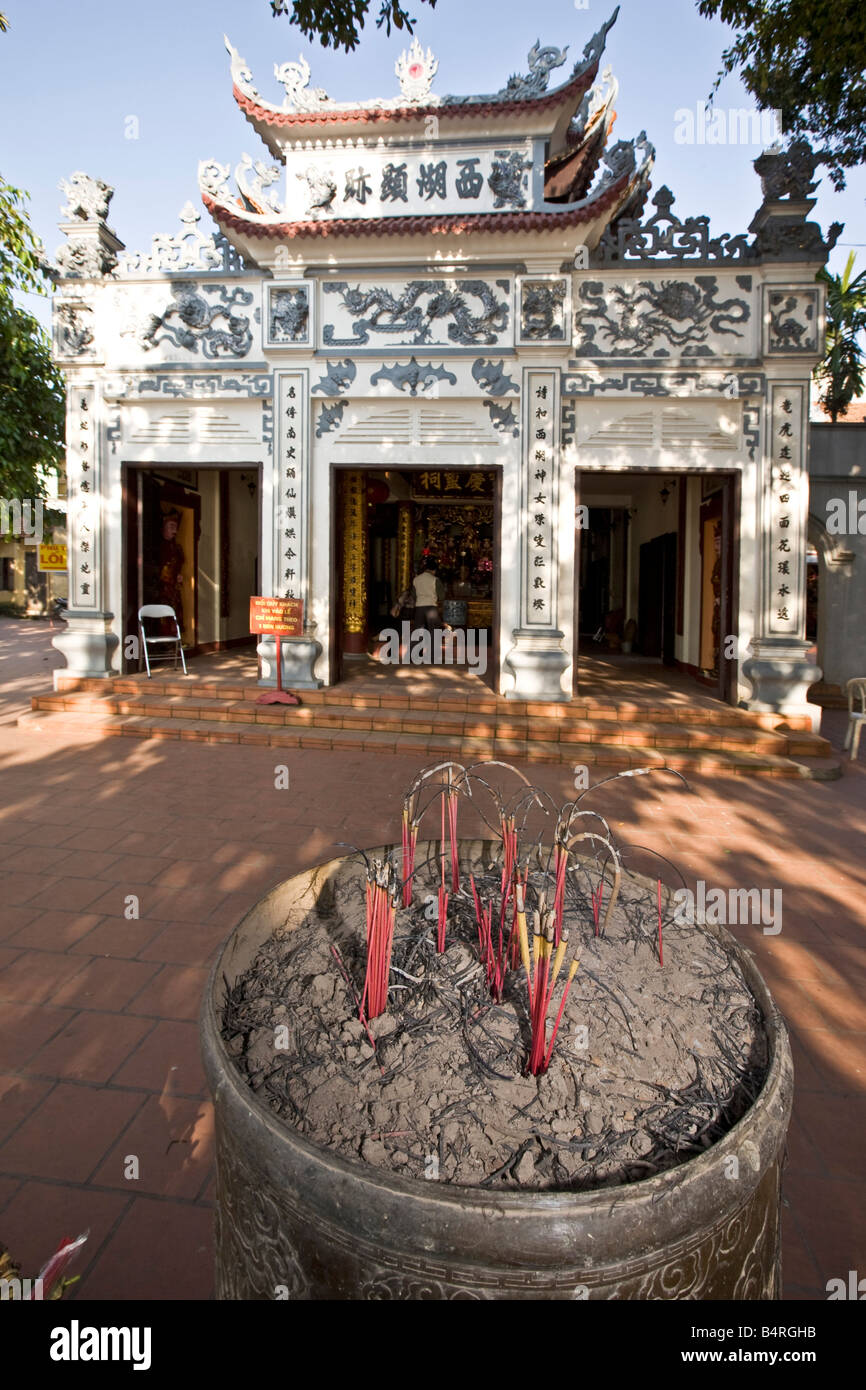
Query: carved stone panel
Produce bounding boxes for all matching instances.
[114,282,261,362]
[517,277,570,345]
[573,275,753,360]
[321,278,511,350]
[267,283,312,347]
[54,301,97,362]
[764,287,821,356]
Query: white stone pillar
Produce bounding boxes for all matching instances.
[503,365,570,701]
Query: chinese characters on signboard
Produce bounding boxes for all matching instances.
[276,371,307,603]
[769,384,804,636]
[411,470,495,501]
[68,385,98,609]
[289,146,533,223]
[522,370,558,628]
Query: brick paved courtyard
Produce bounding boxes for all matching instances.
[0,619,863,1299]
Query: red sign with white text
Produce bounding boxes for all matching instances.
[249,596,303,638]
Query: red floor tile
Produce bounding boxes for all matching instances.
[0,950,91,1005]
[0,1082,144,1183]
[0,1073,54,1145]
[74,1196,213,1300]
[23,1012,154,1085]
[110,1020,206,1097]
[5,910,104,952]
[90,1094,213,1199]
[0,1180,130,1290]
[124,965,210,1021]
[50,958,161,1011]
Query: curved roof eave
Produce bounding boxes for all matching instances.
[202,171,634,244]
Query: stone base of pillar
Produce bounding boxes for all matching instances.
[503,629,571,702]
[741,638,822,731]
[257,633,323,691]
[52,610,119,686]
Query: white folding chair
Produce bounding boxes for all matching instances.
[844,677,866,761]
[138,604,188,678]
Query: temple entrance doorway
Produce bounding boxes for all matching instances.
[574,468,739,703]
[122,465,260,673]
[331,466,501,691]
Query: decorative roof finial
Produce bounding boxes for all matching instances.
[395,37,438,104]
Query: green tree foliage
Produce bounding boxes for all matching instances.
[814,253,866,421]
[697,1,866,189]
[0,178,65,501]
[270,0,436,52]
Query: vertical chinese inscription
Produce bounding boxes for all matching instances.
[768,384,805,636]
[275,371,308,604]
[67,384,99,609]
[522,369,559,628]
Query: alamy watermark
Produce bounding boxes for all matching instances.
[826,492,866,536]
[0,497,44,544]
[674,103,783,146]
[377,622,488,676]
[673,880,782,935]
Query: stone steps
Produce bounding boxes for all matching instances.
[30,690,831,758]
[19,707,841,779]
[49,673,817,729]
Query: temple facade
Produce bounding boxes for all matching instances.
[50,11,840,723]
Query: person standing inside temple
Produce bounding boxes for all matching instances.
[412,557,444,635]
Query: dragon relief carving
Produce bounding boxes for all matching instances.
[323,280,510,347]
[574,276,751,358]
[274,55,330,112]
[138,282,254,359]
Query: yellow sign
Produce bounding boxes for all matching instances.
[37,544,67,573]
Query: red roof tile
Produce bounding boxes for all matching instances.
[233,63,598,131]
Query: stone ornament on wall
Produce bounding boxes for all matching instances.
[594,186,754,266]
[138,282,255,359]
[573,276,752,359]
[59,172,114,224]
[517,277,570,345]
[370,359,457,396]
[472,359,519,396]
[267,284,312,347]
[119,202,252,277]
[483,400,520,436]
[561,370,765,400]
[312,361,356,396]
[102,374,272,400]
[764,287,821,355]
[55,237,118,280]
[322,279,511,349]
[54,302,96,361]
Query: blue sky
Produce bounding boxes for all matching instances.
[2,0,863,319]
